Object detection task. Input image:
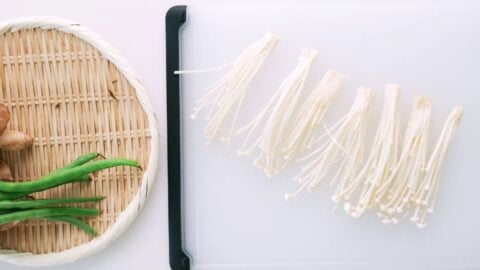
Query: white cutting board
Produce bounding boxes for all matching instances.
[179,2,480,269]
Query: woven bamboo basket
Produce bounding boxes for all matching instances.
[0,17,159,266]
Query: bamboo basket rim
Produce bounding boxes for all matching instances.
[0,16,159,267]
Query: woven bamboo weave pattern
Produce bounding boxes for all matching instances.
[0,28,150,254]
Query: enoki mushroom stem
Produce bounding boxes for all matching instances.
[282,70,348,163]
[337,85,401,218]
[236,48,318,177]
[285,87,374,200]
[409,106,463,228]
[375,96,432,224]
[189,32,279,152]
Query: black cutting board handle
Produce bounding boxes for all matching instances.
[166,5,190,270]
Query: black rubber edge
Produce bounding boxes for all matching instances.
[166,5,190,270]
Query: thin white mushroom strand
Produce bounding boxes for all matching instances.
[410,106,463,228]
[338,85,401,217]
[237,48,318,177]
[191,32,279,149]
[285,87,375,201]
[282,70,348,163]
[375,96,432,225]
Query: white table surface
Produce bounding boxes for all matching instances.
[0,1,468,269]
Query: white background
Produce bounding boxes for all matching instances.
[0,1,477,270]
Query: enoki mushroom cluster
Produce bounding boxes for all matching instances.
[183,32,463,228]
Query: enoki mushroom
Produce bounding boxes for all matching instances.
[282,70,348,163]
[236,48,318,177]
[190,32,279,149]
[338,85,401,218]
[375,96,432,225]
[410,106,463,228]
[285,87,374,201]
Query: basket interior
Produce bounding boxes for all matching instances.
[0,28,151,254]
